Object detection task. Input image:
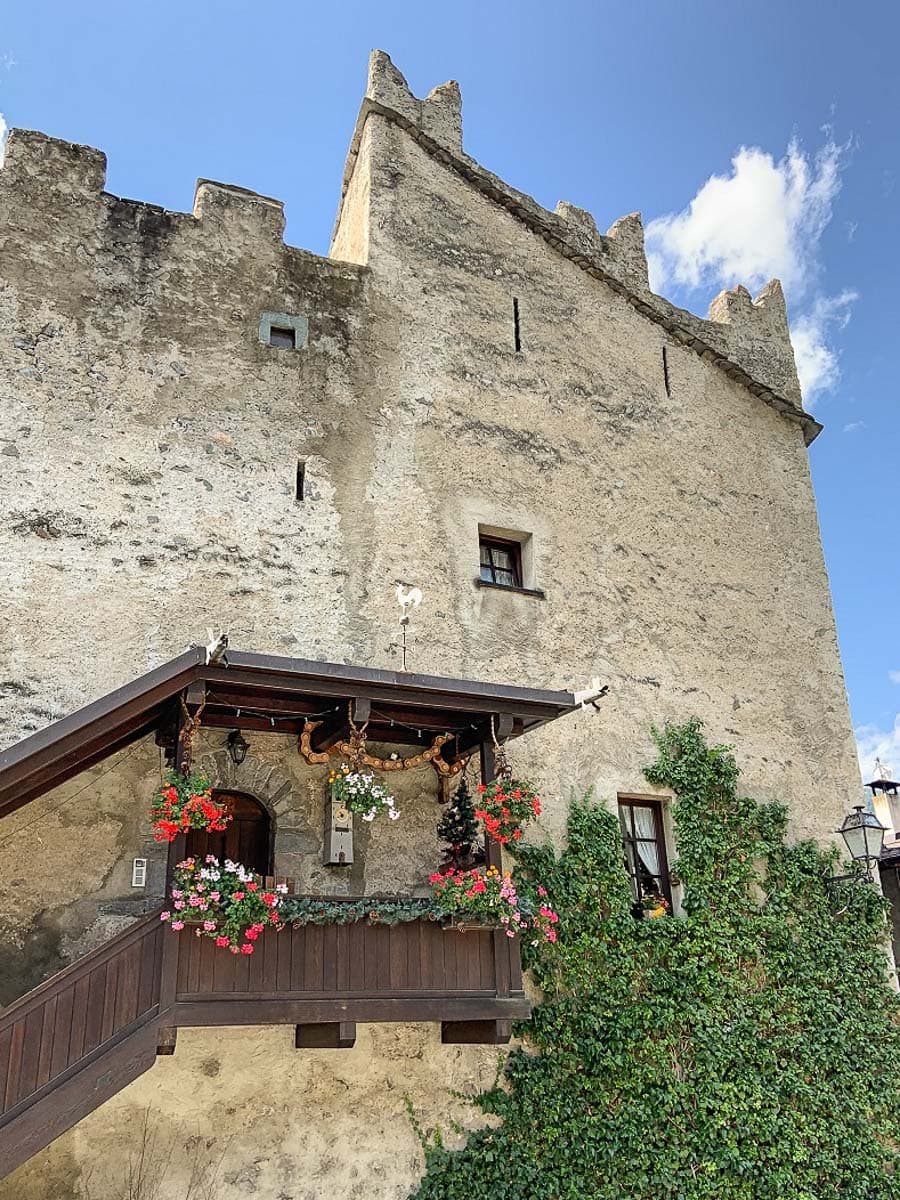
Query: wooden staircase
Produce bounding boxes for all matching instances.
[0,912,166,1179]
[0,901,528,1181]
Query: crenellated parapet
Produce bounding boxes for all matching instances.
[366,49,463,155]
[346,51,815,440]
[192,178,287,245]
[0,55,816,443]
[0,127,366,350]
[1,128,108,200]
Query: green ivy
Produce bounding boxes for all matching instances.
[409,719,900,1200]
[280,896,443,926]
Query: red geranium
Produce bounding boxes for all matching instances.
[474,778,542,845]
[150,769,232,842]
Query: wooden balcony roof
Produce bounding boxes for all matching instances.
[0,646,578,818]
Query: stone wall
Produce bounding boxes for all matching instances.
[0,49,863,1200]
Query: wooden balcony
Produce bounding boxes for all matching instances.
[172,908,528,1036]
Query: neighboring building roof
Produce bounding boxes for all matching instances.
[0,647,577,818]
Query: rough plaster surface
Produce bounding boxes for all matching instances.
[0,49,862,1199]
[3,1024,504,1200]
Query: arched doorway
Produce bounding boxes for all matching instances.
[186,791,272,876]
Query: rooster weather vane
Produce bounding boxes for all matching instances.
[392,581,423,671]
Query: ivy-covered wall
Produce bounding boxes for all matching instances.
[411,721,900,1200]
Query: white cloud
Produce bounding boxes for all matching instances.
[842,421,865,433]
[790,290,858,404]
[646,138,844,296]
[645,134,855,407]
[856,716,900,780]
[889,671,900,685]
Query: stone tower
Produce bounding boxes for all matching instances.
[0,50,861,1199]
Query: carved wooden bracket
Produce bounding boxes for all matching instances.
[298,721,469,777]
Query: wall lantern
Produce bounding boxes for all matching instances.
[226,729,250,766]
[831,805,887,884]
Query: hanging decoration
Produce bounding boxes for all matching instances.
[320,704,400,822]
[298,702,469,777]
[474,717,543,845]
[150,769,232,843]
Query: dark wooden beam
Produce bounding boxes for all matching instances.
[206,657,573,722]
[294,1022,356,1049]
[441,1020,512,1045]
[156,1027,178,1056]
[309,697,372,753]
[0,644,575,818]
[171,997,531,1026]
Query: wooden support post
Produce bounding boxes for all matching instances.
[156,1026,178,1056]
[158,690,193,1025]
[294,1022,356,1049]
[479,736,512,999]
[441,1020,512,1045]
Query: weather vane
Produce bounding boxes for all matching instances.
[392,581,423,671]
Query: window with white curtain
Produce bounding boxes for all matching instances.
[617,797,672,905]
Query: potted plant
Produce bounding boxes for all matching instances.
[437,778,485,870]
[150,770,231,843]
[327,764,400,822]
[474,778,542,845]
[640,893,669,919]
[430,865,559,943]
[160,855,288,953]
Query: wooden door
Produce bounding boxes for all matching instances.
[186,791,271,875]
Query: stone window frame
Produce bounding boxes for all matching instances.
[475,524,545,599]
[259,311,309,351]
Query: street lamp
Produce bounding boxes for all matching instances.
[831,805,887,884]
[226,729,250,766]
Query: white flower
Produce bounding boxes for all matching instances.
[388,809,400,820]
[276,883,288,894]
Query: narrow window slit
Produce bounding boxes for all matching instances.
[513,298,522,353]
[662,346,671,397]
[295,460,306,503]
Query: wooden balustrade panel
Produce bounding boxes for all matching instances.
[176,920,501,999]
[0,916,163,1122]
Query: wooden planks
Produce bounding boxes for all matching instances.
[174,916,523,1006]
[0,915,163,1123]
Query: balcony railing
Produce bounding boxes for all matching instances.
[170,901,529,1042]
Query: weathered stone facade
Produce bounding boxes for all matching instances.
[0,50,860,1199]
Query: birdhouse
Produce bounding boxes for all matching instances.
[324,792,354,866]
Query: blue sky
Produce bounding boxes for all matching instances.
[1,0,896,776]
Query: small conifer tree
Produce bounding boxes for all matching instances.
[437,778,484,870]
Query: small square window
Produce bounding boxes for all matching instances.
[617,797,672,908]
[258,311,309,351]
[269,325,296,349]
[479,535,523,589]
